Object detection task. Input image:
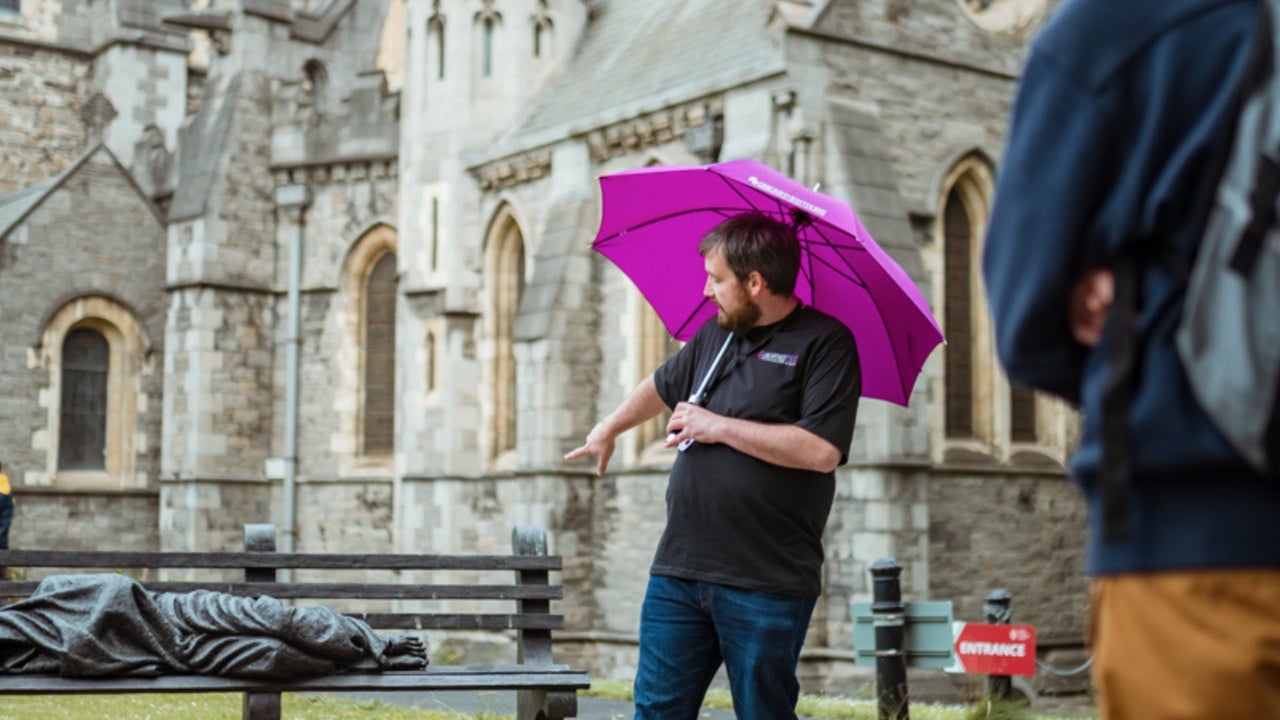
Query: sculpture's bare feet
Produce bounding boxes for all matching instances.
[379,634,428,670]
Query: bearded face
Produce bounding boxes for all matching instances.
[715,281,762,334]
[703,248,762,334]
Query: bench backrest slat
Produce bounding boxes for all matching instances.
[356,613,566,630]
[0,580,562,601]
[0,550,561,572]
[0,524,588,720]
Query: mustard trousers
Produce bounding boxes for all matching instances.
[1091,570,1280,719]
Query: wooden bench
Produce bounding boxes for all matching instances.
[0,523,589,719]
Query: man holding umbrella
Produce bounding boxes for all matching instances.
[566,212,862,720]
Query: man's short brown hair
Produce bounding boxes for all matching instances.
[698,213,802,296]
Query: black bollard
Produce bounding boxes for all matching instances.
[870,558,909,720]
[983,588,1013,700]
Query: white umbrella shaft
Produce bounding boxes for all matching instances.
[669,333,735,452]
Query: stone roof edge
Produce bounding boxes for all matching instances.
[270,154,399,188]
[1,142,165,240]
[777,0,830,29]
[1,143,92,239]
[290,0,358,44]
[467,68,787,189]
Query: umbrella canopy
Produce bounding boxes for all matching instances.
[592,158,944,406]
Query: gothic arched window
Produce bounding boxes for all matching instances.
[363,252,398,455]
[486,210,525,462]
[532,0,553,58]
[943,189,975,440]
[938,155,1066,463]
[475,1,502,78]
[59,328,109,470]
[303,60,328,115]
[428,4,446,80]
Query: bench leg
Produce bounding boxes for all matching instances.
[517,688,579,720]
[243,691,282,720]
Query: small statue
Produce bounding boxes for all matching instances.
[0,574,427,679]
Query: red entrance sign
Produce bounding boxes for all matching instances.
[952,622,1037,677]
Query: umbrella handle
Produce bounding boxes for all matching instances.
[668,333,735,453]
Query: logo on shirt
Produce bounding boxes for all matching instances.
[757,350,798,367]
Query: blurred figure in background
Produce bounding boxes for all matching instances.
[983,1,1280,718]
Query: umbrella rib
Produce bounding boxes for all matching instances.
[806,248,915,402]
[804,248,868,289]
[802,219,916,404]
[594,206,747,246]
[710,170,794,220]
[674,296,714,339]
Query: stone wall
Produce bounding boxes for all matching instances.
[1,487,158,560]
[274,162,399,478]
[160,478,276,557]
[926,468,1087,640]
[786,30,1018,219]
[162,287,276,480]
[163,62,282,483]
[813,0,1044,77]
[0,43,89,193]
[0,147,166,492]
[97,460,1087,695]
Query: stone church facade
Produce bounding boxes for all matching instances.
[0,0,1089,695]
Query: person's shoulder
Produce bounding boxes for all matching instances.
[1041,0,1248,43]
[796,305,855,343]
[1033,0,1254,89]
[691,316,724,343]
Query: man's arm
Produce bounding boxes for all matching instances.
[564,375,668,476]
[665,403,841,472]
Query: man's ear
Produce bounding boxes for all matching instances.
[745,270,768,297]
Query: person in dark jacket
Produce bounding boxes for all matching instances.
[983,0,1280,717]
[0,461,12,581]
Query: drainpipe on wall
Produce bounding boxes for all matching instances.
[275,183,312,575]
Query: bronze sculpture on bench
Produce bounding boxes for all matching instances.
[0,573,427,679]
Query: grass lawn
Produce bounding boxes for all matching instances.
[586,678,1096,720]
[0,694,494,720]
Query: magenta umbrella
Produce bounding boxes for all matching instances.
[592,158,944,406]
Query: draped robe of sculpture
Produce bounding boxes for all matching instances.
[0,574,427,679]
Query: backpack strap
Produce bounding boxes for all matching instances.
[1235,153,1280,274]
[1235,2,1279,276]
[1099,255,1140,542]
[1268,386,1280,472]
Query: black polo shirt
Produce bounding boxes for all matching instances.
[651,304,861,597]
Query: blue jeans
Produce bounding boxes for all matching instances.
[0,493,11,550]
[633,575,816,720]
